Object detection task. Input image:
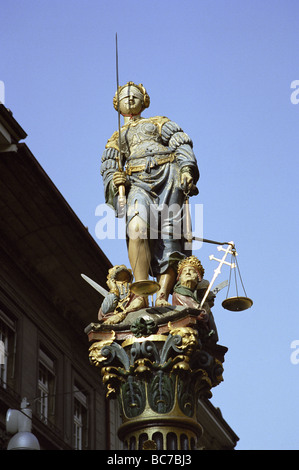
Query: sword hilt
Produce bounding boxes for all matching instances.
[118,184,126,203]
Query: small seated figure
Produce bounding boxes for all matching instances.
[172,256,218,342]
[98,265,148,325]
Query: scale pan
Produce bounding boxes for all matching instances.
[130,280,160,296]
[222,296,253,312]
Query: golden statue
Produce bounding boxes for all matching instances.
[100,82,199,310]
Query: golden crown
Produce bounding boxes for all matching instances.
[177,256,204,279]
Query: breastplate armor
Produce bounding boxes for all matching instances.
[121,120,168,161]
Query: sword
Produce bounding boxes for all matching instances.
[211,280,228,295]
[81,273,109,298]
[115,33,126,214]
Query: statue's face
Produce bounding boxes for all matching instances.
[171,326,198,352]
[118,86,144,116]
[180,266,199,289]
[180,328,198,350]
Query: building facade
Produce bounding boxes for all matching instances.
[0,104,113,449]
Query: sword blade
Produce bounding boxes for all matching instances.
[115,32,122,169]
[81,274,109,297]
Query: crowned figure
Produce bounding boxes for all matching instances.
[172,255,218,342]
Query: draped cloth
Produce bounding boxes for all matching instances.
[172,279,219,342]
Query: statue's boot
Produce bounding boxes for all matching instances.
[126,295,149,313]
[155,292,171,307]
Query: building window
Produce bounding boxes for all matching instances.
[37,348,56,425]
[73,384,88,450]
[0,312,16,390]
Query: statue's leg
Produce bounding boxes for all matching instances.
[126,215,150,311]
[155,266,176,307]
[128,215,150,281]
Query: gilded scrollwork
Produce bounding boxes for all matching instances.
[101,366,125,399]
[88,331,116,367]
[167,322,199,354]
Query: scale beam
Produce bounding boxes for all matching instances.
[217,245,237,255]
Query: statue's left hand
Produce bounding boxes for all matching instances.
[180,172,193,193]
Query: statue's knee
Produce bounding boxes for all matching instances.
[128,216,148,239]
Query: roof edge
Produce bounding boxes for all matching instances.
[0,104,27,142]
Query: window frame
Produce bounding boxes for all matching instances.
[73,382,89,450]
[37,346,57,425]
[0,310,17,390]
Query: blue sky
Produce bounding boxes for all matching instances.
[2,0,299,450]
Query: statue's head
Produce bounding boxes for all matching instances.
[113,81,150,116]
[168,322,198,354]
[177,256,204,290]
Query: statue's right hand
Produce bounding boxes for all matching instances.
[113,171,127,188]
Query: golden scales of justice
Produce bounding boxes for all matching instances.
[205,241,253,312]
[129,239,253,312]
[130,279,161,296]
